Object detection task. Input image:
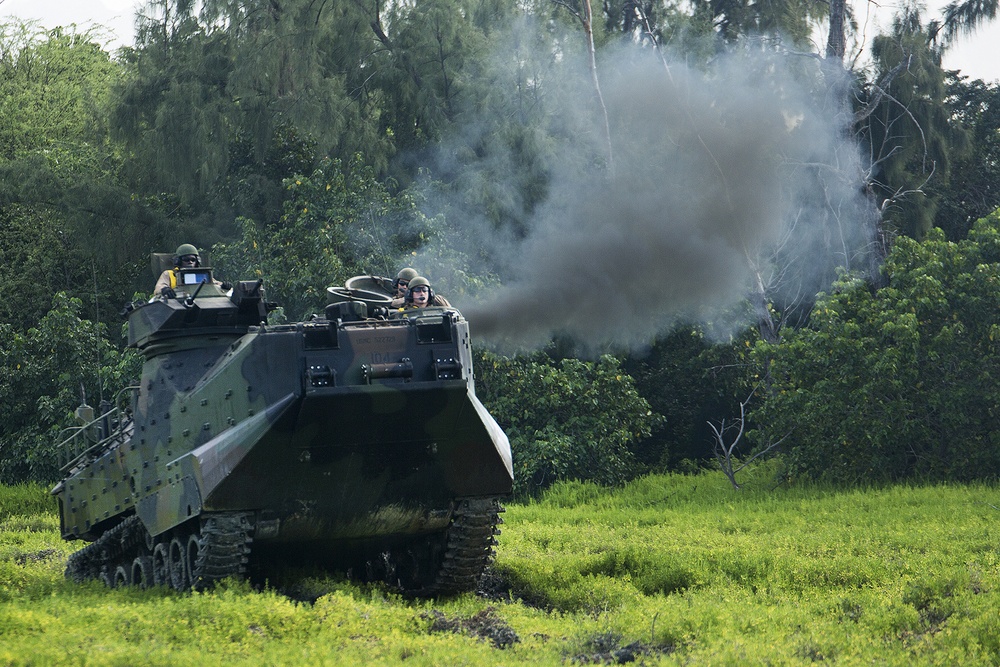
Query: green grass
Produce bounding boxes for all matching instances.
[2,468,999,665]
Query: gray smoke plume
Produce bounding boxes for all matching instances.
[417,45,876,351]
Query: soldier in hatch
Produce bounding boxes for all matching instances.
[390,267,418,308]
[397,276,451,311]
[390,268,451,308]
[154,243,225,299]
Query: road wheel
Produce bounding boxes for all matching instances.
[168,535,190,591]
[131,556,154,589]
[152,543,169,586]
[113,564,131,588]
[186,532,205,591]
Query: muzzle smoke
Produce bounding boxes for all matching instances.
[427,48,875,350]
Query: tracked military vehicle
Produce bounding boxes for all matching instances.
[52,266,513,595]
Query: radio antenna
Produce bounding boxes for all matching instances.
[92,258,105,404]
[368,204,393,277]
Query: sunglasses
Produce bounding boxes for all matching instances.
[411,286,429,293]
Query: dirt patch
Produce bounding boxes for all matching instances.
[476,566,517,601]
[570,631,674,664]
[424,606,520,649]
[14,548,60,565]
[477,565,551,610]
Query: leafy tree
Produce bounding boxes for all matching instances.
[119,0,604,241]
[0,21,164,323]
[118,0,394,216]
[369,0,491,148]
[754,210,1000,484]
[0,22,119,160]
[211,155,435,320]
[0,294,141,484]
[858,8,968,240]
[0,204,92,331]
[934,76,1000,240]
[219,122,318,234]
[688,0,824,46]
[928,0,1000,46]
[475,349,662,496]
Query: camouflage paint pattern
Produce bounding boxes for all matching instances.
[54,277,512,560]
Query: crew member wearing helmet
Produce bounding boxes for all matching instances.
[397,276,451,311]
[390,267,419,308]
[154,244,225,299]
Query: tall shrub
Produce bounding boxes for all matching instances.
[211,156,434,321]
[475,350,662,496]
[0,293,141,483]
[755,211,1000,483]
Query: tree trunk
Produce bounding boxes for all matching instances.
[826,0,846,60]
[581,0,615,174]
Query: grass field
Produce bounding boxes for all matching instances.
[2,466,999,665]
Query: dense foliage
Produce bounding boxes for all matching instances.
[0,23,157,325]
[860,8,966,239]
[212,155,434,320]
[756,211,1000,483]
[935,75,1000,240]
[0,294,140,483]
[475,350,661,496]
[622,325,759,471]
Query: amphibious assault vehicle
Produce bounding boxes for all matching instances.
[52,265,513,595]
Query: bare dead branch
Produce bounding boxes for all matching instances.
[854,55,911,126]
[551,0,584,22]
[709,387,788,490]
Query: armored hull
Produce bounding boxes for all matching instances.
[53,278,512,594]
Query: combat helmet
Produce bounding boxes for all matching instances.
[174,243,201,266]
[394,267,419,293]
[397,267,418,282]
[405,275,434,305]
